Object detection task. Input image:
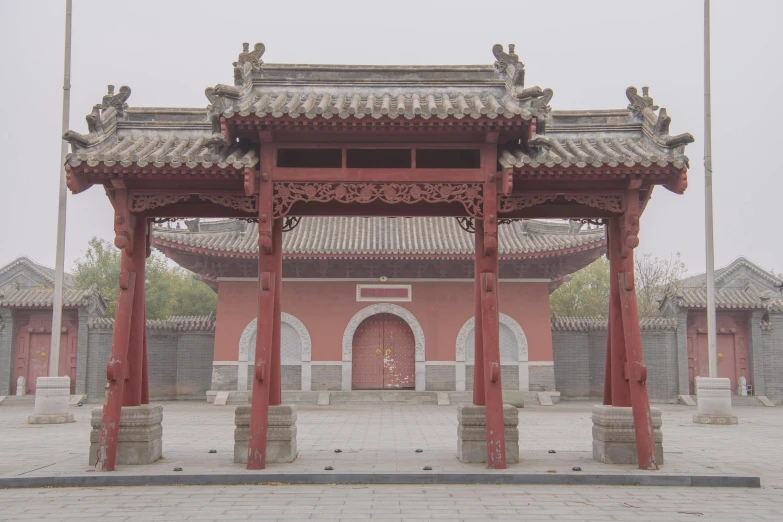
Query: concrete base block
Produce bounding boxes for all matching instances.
[695,377,737,425]
[501,390,525,408]
[234,405,298,464]
[457,404,519,464]
[206,390,249,405]
[27,412,75,424]
[693,413,738,425]
[592,405,664,466]
[89,405,163,466]
[28,377,74,424]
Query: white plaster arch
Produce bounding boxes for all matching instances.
[239,313,312,363]
[341,303,425,362]
[455,314,529,392]
[455,314,528,362]
[237,313,312,391]
[341,303,426,391]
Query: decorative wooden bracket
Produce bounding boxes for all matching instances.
[665,166,688,195]
[65,165,91,194]
[112,186,136,255]
[244,167,259,196]
[619,189,640,258]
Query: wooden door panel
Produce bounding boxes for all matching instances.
[717,333,737,393]
[28,333,51,394]
[382,314,415,389]
[351,316,383,389]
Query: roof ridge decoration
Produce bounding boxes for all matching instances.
[63,85,129,152]
[233,42,265,84]
[626,86,695,150]
[492,44,552,106]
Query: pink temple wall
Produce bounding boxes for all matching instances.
[213,280,554,363]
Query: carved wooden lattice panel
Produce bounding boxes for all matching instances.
[351,314,415,389]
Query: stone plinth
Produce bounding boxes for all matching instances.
[234,405,298,464]
[592,405,663,465]
[457,404,519,464]
[694,377,738,425]
[27,377,74,424]
[89,405,163,465]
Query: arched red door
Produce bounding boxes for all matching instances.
[352,313,415,389]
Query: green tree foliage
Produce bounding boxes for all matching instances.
[73,237,217,319]
[550,257,611,318]
[550,253,687,318]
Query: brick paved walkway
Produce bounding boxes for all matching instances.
[0,401,781,520]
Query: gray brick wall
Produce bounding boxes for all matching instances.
[425,365,456,391]
[464,364,521,391]
[176,333,214,399]
[147,334,178,400]
[86,329,113,400]
[281,365,301,391]
[763,312,783,400]
[529,364,556,391]
[553,328,679,402]
[311,364,342,390]
[86,327,215,401]
[749,310,765,396]
[0,309,14,395]
[75,307,89,395]
[211,365,238,391]
[553,331,590,398]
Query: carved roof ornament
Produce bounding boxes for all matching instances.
[493,44,551,108]
[233,42,265,85]
[626,86,695,150]
[101,85,131,117]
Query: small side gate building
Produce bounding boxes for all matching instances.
[63,43,693,471]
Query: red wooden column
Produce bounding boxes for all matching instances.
[607,219,630,407]
[247,157,276,469]
[478,142,506,469]
[125,217,148,406]
[270,218,283,406]
[95,188,138,471]
[472,218,485,406]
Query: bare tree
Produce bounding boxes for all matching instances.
[634,253,687,317]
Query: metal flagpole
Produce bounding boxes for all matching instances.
[49,0,73,378]
[704,0,718,378]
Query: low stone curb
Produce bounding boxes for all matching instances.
[0,472,760,489]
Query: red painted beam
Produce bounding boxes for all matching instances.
[618,269,658,470]
[472,219,485,406]
[480,271,506,469]
[273,168,484,183]
[124,218,147,407]
[95,266,136,472]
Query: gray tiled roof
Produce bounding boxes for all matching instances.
[499,127,688,170]
[0,256,74,288]
[551,316,677,332]
[152,218,606,259]
[87,314,216,331]
[0,284,102,309]
[669,286,783,312]
[64,108,258,170]
[678,256,783,289]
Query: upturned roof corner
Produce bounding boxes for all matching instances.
[626,86,695,151]
[62,84,130,152]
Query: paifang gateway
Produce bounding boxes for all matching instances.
[11,42,718,470]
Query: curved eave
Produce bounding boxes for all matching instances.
[152,236,606,262]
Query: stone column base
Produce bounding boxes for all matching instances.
[695,377,737,425]
[89,405,163,465]
[457,404,519,464]
[234,404,298,464]
[693,413,738,425]
[28,377,74,424]
[592,405,663,465]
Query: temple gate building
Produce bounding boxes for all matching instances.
[151,217,606,398]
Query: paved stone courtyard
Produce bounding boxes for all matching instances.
[1,401,782,520]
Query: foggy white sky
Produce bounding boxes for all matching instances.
[0,0,781,278]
